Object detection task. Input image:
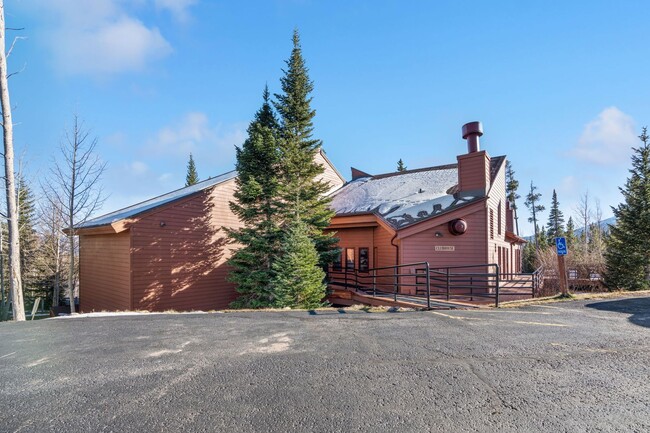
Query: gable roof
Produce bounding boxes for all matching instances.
[76,170,237,230]
[330,156,505,229]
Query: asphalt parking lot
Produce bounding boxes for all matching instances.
[1,295,649,433]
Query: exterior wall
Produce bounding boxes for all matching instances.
[457,151,490,196]
[485,160,522,274]
[315,150,345,194]
[331,227,374,269]
[79,232,131,312]
[327,223,397,270]
[130,179,242,311]
[374,224,397,269]
[327,221,397,291]
[400,207,488,270]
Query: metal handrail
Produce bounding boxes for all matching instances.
[328,261,541,308]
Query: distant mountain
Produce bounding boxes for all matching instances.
[521,216,616,241]
[574,216,616,237]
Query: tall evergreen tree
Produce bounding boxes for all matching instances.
[565,216,578,249]
[605,127,650,290]
[545,189,565,242]
[271,219,327,309]
[185,153,199,186]
[17,175,37,287]
[396,159,407,172]
[228,86,283,307]
[505,161,520,234]
[524,181,545,248]
[273,30,338,266]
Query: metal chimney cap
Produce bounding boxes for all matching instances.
[462,121,483,139]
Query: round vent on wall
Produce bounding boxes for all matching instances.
[448,218,468,236]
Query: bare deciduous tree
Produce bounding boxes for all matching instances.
[36,197,67,307]
[44,115,106,313]
[575,191,592,255]
[0,2,25,321]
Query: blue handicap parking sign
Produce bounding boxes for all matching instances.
[555,237,568,256]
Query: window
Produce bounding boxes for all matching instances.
[359,248,369,272]
[346,248,355,270]
[333,250,342,270]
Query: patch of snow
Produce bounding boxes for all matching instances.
[53,311,209,319]
[330,167,478,228]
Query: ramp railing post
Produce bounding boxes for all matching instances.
[393,266,398,301]
[495,264,500,308]
[426,262,431,310]
[372,268,377,297]
[446,268,450,301]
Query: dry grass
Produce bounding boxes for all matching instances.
[498,290,650,308]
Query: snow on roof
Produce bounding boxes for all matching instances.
[329,165,479,229]
[77,171,237,229]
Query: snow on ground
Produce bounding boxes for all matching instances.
[53,311,210,319]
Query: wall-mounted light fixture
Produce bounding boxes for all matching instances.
[435,231,444,238]
[160,221,166,227]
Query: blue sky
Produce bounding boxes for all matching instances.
[8,1,650,235]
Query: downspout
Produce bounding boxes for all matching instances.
[390,232,400,296]
[390,233,399,266]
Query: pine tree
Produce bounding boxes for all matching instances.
[396,159,407,172]
[228,86,283,307]
[565,216,577,250]
[505,161,520,234]
[524,181,545,248]
[522,241,537,272]
[271,219,327,309]
[273,30,338,266]
[185,153,199,186]
[17,175,37,288]
[605,127,650,290]
[545,189,565,243]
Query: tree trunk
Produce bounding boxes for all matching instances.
[0,2,24,321]
[68,231,75,313]
[53,235,60,307]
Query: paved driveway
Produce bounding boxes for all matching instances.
[1,296,649,432]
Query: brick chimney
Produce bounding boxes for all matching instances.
[457,121,490,197]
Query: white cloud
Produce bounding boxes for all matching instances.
[129,161,149,175]
[155,0,198,23]
[572,107,638,165]
[33,0,176,76]
[146,112,246,164]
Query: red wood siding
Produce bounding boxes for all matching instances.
[314,151,345,194]
[130,179,242,311]
[330,227,374,270]
[400,207,488,268]
[486,159,522,274]
[374,223,397,269]
[79,232,131,312]
[457,151,490,195]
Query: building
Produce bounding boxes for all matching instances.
[75,150,344,312]
[327,121,525,297]
[75,122,524,312]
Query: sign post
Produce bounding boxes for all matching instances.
[555,237,569,296]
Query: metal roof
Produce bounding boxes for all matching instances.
[76,170,237,229]
[330,157,505,229]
